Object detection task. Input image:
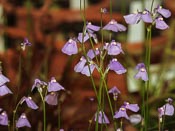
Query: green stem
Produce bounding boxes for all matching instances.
[144,25,152,130]
[39,90,46,131]
[12,100,22,131]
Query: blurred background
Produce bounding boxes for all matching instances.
[0,0,175,130]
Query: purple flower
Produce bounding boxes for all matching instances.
[45,92,58,105]
[87,48,100,59]
[108,86,121,101]
[62,38,78,56]
[114,106,129,120]
[86,22,100,33]
[103,19,126,32]
[141,10,153,23]
[107,40,124,55]
[16,113,31,128]
[74,57,87,73]
[20,96,38,110]
[78,32,96,43]
[129,114,142,125]
[134,63,148,81]
[48,77,65,92]
[123,102,139,112]
[108,58,126,74]
[0,111,8,126]
[0,72,10,86]
[94,111,110,124]
[31,78,47,91]
[155,5,171,18]
[124,12,141,24]
[158,98,174,118]
[124,10,153,24]
[155,17,169,30]
[21,38,32,50]
[0,84,13,96]
[81,63,96,77]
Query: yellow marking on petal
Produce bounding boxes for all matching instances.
[140,68,146,72]
[121,107,126,111]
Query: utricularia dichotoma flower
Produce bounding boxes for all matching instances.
[16,113,31,128]
[21,38,32,51]
[124,5,171,30]
[105,40,124,56]
[48,77,65,92]
[94,110,110,124]
[103,19,126,32]
[31,78,47,91]
[0,70,12,96]
[158,98,174,122]
[45,92,58,105]
[114,102,140,121]
[77,22,100,43]
[108,86,121,101]
[134,63,148,81]
[61,38,78,56]
[0,111,8,126]
[108,58,127,75]
[20,96,39,110]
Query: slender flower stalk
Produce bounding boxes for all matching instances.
[38,89,46,131]
[12,100,23,131]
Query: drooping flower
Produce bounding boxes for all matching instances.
[81,63,96,77]
[155,17,169,30]
[0,72,10,86]
[108,86,121,101]
[129,114,142,125]
[123,102,140,112]
[158,98,174,118]
[103,19,126,32]
[16,113,31,128]
[123,12,141,24]
[134,63,148,81]
[0,111,8,126]
[108,58,126,74]
[155,5,171,18]
[21,38,32,51]
[0,84,13,96]
[74,57,87,73]
[31,78,47,91]
[48,77,65,92]
[20,96,38,110]
[45,92,58,105]
[114,106,129,120]
[86,22,100,33]
[87,48,100,59]
[78,32,97,43]
[107,40,124,55]
[94,111,110,124]
[141,10,153,23]
[61,38,78,55]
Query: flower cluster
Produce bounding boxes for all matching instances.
[62,20,127,77]
[124,5,171,30]
[0,68,12,96]
[32,77,65,106]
